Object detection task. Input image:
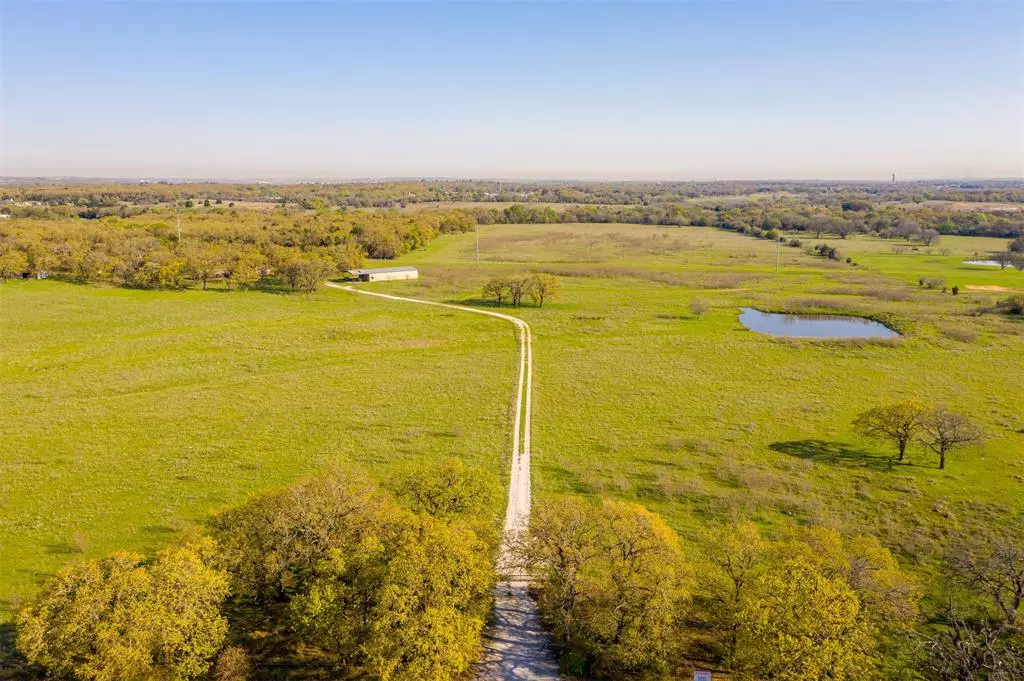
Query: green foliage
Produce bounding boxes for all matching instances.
[735,557,870,681]
[483,273,561,307]
[523,497,691,676]
[392,457,500,520]
[15,539,228,681]
[700,523,920,680]
[361,515,495,681]
[852,401,928,462]
[0,249,28,278]
[212,468,397,602]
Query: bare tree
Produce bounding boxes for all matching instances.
[993,251,1016,270]
[919,408,982,469]
[924,533,1024,680]
[689,298,710,320]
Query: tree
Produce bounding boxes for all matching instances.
[0,249,28,279]
[296,253,335,292]
[925,532,1024,680]
[222,247,263,290]
[701,523,767,664]
[521,497,691,675]
[852,401,928,462]
[213,469,397,602]
[361,516,495,681]
[993,251,1016,270]
[508,276,529,307]
[15,540,228,681]
[482,276,510,305]
[392,458,498,520]
[527,273,561,307]
[699,524,919,678]
[735,557,872,681]
[919,407,982,469]
[184,244,221,290]
[689,298,709,320]
[920,228,941,246]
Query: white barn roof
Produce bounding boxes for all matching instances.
[347,266,418,275]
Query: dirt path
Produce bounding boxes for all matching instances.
[325,283,559,680]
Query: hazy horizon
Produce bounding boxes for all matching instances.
[2,2,1022,180]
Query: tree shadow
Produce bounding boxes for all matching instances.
[0,621,30,680]
[442,297,508,308]
[769,439,897,471]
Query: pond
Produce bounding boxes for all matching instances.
[963,260,1018,269]
[738,308,899,339]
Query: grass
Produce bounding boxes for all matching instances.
[391,224,1024,573]
[0,283,516,621]
[2,221,1022,628]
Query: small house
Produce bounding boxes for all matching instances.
[346,266,418,282]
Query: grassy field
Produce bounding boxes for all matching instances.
[2,221,1022,625]
[0,283,517,621]
[393,224,1024,585]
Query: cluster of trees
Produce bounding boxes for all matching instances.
[482,273,561,307]
[517,500,923,679]
[853,402,983,469]
[15,463,501,681]
[522,500,1022,681]
[0,208,480,289]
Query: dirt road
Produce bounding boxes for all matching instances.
[325,283,559,680]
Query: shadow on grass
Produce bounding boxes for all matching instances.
[0,620,33,681]
[769,439,898,471]
[441,297,508,308]
[655,314,690,321]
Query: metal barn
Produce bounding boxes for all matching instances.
[347,266,419,282]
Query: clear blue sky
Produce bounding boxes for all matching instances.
[1,1,1021,180]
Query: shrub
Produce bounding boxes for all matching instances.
[1001,294,1024,315]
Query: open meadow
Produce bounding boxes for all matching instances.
[0,283,517,623]
[395,224,1024,580]
[2,219,1022,675]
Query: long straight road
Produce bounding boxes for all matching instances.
[325,282,559,680]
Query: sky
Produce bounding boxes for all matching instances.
[1,1,1022,181]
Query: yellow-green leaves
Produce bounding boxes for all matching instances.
[15,541,228,681]
[524,497,692,676]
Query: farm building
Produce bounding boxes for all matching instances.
[347,266,419,282]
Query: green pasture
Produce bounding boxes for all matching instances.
[1,222,1021,623]
[0,283,516,621]
[394,224,1024,568]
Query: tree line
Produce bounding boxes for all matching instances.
[0,208,477,290]
[4,179,1022,213]
[13,459,1020,680]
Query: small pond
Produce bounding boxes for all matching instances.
[963,260,1017,269]
[738,308,899,339]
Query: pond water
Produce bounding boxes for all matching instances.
[738,308,899,339]
[963,260,1018,269]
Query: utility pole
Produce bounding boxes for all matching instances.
[776,236,782,275]
[475,222,480,267]
[176,210,182,243]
